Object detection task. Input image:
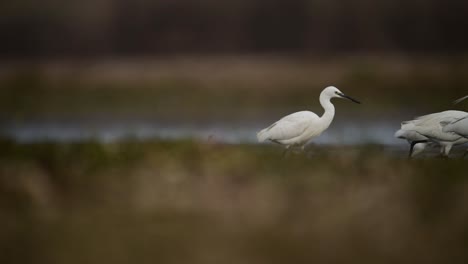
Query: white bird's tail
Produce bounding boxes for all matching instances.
[394,129,406,139]
[257,128,270,142]
[257,122,278,142]
[400,120,417,130]
[394,121,417,139]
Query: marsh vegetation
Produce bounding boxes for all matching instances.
[1,139,467,264]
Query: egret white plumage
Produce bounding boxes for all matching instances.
[439,96,468,157]
[257,86,360,154]
[440,95,468,136]
[396,110,468,157]
[441,116,468,138]
[441,116,468,158]
[394,125,431,157]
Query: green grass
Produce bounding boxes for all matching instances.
[0,139,468,264]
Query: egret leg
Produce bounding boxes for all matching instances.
[282,146,291,158]
[463,149,468,159]
[408,140,428,159]
[442,144,452,159]
[301,145,307,155]
[301,145,314,158]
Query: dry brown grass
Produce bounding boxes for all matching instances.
[0,140,467,264]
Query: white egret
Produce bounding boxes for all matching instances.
[257,86,360,155]
[397,110,468,157]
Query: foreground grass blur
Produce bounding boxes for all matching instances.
[1,139,468,263]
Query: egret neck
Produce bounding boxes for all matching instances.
[319,91,335,129]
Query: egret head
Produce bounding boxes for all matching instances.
[323,86,361,104]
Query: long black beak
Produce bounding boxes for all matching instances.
[338,93,361,104]
[453,95,468,105]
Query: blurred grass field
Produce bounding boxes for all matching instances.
[1,139,468,264]
[2,57,468,121]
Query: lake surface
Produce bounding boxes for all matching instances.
[0,117,404,146]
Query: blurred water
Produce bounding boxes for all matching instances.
[0,118,403,146]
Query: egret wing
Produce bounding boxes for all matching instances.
[444,116,468,137]
[413,111,468,141]
[265,111,317,142]
[414,110,467,125]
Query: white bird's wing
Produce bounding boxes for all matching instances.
[260,111,318,142]
[414,110,467,124]
[412,110,468,141]
[442,116,468,136]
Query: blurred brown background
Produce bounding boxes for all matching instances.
[2,2,468,264]
[1,0,468,57]
[1,0,468,142]
[2,0,468,121]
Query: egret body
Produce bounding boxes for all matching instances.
[442,95,468,138]
[440,96,468,157]
[397,110,468,157]
[257,86,360,153]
